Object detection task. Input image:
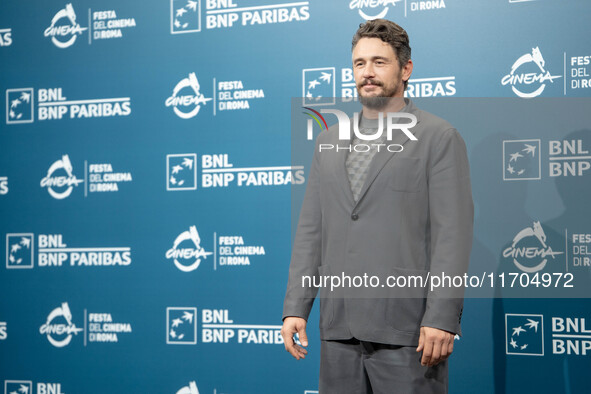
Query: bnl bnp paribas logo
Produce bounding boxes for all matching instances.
[503,221,563,273]
[6,232,132,269]
[505,314,544,356]
[503,138,590,180]
[503,139,540,180]
[166,307,283,345]
[302,67,456,106]
[0,27,12,47]
[5,381,33,394]
[167,154,197,190]
[501,47,562,98]
[170,0,309,33]
[166,153,304,189]
[6,87,132,124]
[4,381,66,394]
[6,89,33,124]
[506,313,591,357]
[0,175,7,195]
[349,0,446,20]
[6,234,34,269]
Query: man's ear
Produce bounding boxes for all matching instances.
[402,59,413,83]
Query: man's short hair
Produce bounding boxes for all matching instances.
[352,19,412,90]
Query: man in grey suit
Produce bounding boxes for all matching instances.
[281,19,473,393]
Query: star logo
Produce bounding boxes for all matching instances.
[167,307,197,344]
[6,88,34,124]
[302,68,336,106]
[171,0,201,34]
[6,233,34,269]
[505,314,544,356]
[503,139,541,180]
[167,154,197,191]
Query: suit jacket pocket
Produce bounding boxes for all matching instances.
[384,266,428,333]
[388,157,423,192]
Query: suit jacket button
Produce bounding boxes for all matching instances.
[351,213,359,221]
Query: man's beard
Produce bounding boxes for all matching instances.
[357,78,400,110]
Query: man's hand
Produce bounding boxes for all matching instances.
[281,317,308,360]
[416,326,455,367]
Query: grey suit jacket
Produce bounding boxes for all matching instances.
[283,99,474,346]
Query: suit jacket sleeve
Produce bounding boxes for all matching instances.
[282,136,323,321]
[420,127,474,336]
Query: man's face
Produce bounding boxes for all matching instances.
[352,37,408,109]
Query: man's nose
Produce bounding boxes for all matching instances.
[362,63,376,79]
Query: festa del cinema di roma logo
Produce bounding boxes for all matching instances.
[503,221,563,273]
[40,154,83,199]
[44,3,88,48]
[501,47,562,98]
[166,72,212,119]
[175,380,231,394]
[176,381,200,394]
[166,226,213,272]
[350,0,401,20]
[348,0,446,20]
[39,302,83,347]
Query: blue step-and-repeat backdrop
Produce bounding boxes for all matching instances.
[1,1,590,393]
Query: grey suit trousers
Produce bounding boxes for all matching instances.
[319,339,448,394]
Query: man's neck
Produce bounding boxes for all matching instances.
[362,97,406,119]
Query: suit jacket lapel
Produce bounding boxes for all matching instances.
[336,118,356,206]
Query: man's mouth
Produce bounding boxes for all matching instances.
[361,85,382,95]
[360,80,383,89]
